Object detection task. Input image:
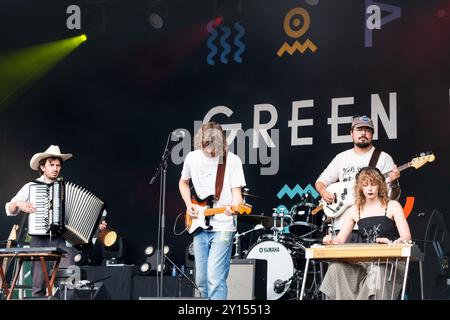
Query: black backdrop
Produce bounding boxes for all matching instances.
[1,0,449,270]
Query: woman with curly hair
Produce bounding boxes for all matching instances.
[319,166,411,300]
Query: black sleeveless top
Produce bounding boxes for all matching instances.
[357,204,399,243]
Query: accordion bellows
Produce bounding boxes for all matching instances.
[29,179,105,247]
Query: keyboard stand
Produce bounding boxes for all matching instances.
[0,251,65,300]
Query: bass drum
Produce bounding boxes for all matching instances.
[245,239,304,300]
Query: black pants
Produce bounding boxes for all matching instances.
[30,236,74,296]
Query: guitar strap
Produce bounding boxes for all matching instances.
[214,152,227,201]
[369,148,382,168]
[368,148,402,201]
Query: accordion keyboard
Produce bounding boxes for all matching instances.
[29,183,50,235]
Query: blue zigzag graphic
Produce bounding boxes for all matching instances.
[233,22,246,63]
[276,184,319,200]
[219,26,231,64]
[206,20,218,66]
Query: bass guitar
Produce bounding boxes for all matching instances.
[320,152,435,218]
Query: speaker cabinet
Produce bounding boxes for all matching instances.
[226,259,267,300]
[408,209,450,299]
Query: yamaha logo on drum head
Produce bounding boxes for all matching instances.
[259,247,280,253]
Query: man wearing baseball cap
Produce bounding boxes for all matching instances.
[315,115,401,240]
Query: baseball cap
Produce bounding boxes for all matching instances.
[351,115,374,130]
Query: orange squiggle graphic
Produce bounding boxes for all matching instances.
[403,196,415,219]
[277,39,317,56]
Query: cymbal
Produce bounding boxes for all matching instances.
[238,214,289,229]
[242,192,263,199]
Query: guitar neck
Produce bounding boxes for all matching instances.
[383,162,410,178]
[204,207,231,217]
[1,240,12,270]
[1,225,17,274]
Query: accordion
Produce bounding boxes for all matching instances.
[28,179,106,248]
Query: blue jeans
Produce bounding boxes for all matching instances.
[193,230,234,300]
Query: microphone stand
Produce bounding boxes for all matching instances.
[149,132,173,297]
[164,254,201,298]
[233,225,265,259]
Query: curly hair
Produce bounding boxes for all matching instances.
[354,167,388,211]
[193,122,227,156]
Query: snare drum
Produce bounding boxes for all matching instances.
[258,233,275,242]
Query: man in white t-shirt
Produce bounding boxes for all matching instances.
[179,122,246,300]
[315,115,401,240]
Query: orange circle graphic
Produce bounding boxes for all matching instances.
[284,7,310,39]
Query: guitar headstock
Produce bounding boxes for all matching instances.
[236,203,252,215]
[7,224,19,241]
[410,152,435,169]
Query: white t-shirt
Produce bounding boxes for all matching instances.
[5,176,46,216]
[181,150,246,231]
[316,146,395,230]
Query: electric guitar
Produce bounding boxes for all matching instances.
[0,224,19,289]
[185,194,252,235]
[319,152,435,219]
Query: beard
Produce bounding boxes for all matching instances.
[355,141,371,148]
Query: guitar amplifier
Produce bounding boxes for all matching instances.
[193,259,267,299]
[226,259,267,300]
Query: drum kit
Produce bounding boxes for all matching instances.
[237,191,326,300]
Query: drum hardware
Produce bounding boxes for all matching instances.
[238,214,288,229]
[272,207,290,241]
[273,270,302,294]
[232,224,265,259]
[242,188,263,199]
[272,254,321,300]
[297,230,321,242]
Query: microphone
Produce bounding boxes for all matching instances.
[172,130,186,139]
[160,130,185,159]
[150,130,185,185]
[273,279,285,293]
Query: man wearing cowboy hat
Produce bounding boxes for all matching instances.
[5,145,107,297]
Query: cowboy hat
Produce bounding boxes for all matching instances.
[29,145,73,170]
